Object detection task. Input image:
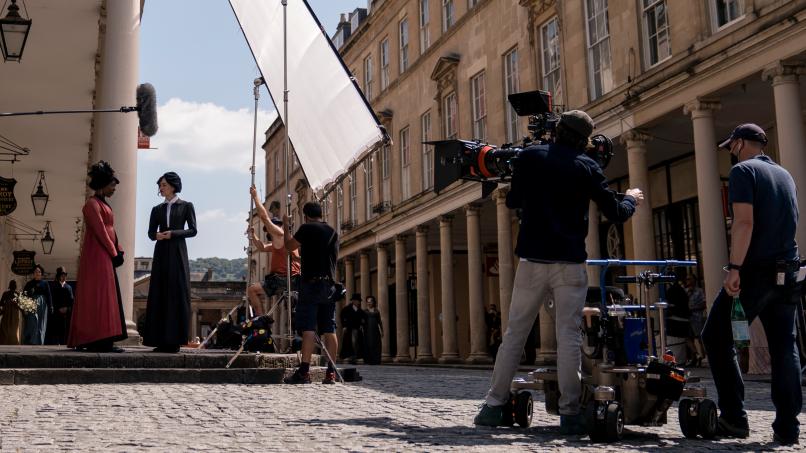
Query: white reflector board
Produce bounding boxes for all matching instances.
[230,0,383,192]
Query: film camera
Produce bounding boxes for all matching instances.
[431,90,614,197]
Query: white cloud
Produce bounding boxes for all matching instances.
[143,98,277,173]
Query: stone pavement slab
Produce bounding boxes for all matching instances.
[0,366,801,452]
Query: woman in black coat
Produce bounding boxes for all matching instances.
[143,172,197,353]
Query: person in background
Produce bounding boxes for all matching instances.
[0,280,21,345]
[685,274,706,367]
[22,264,52,345]
[45,267,74,345]
[340,293,365,364]
[363,295,383,365]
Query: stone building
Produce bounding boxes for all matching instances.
[261,0,806,364]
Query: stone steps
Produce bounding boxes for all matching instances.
[0,367,330,385]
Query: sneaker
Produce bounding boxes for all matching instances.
[560,413,588,435]
[473,403,503,427]
[716,416,749,438]
[283,370,311,384]
[773,432,799,445]
[322,371,337,385]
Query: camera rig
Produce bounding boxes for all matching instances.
[430,90,614,196]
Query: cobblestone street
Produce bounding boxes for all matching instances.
[0,365,802,452]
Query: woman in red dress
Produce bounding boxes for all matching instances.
[67,161,127,352]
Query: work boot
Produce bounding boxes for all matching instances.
[473,403,503,427]
[773,431,799,446]
[283,369,311,384]
[559,413,588,435]
[716,416,749,438]
[322,370,337,385]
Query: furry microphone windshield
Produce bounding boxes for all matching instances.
[136,83,158,137]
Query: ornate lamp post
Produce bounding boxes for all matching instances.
[0,0,32,62]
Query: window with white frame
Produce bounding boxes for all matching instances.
[349,170,357,223]
[399,18,409,73]
[421,112,434,190]
[540,18,561,97]
[469,0,480,8]
[380,39,390,90]
[443,92,457,139]
[585,0,613,100]
[322,195,329,223]
[420,0,430,54]
[643,0,670,67]
[364,55,374,99]
[366,157,374,220]
[337,186,344,231]
[711,0,742,29]
[503,48,520,143]
[471,71,487,142]
[381,143,391,203]
[273,153,280,189]
[442,0,454,32]
[400,127,411,199]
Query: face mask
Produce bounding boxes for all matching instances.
[730,153,739,166]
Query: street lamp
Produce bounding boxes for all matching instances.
[41,221,54,255]
[30,170,49,216]
[0,0,32,63]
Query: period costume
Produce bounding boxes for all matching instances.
[46,274,74,345]
[22,278,51,345]
[143,172,197,351]
[363,306,382,365]
[0,288,21,345]
[68,162,127,350]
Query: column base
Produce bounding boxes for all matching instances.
[381,353,393,363]
[438,354,462,364]
[118,322,142,346]
[394,355,412,363]
[465,353,493,365]
[415,355,436,364]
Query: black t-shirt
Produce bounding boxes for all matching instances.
[293,221,338,279]
[729,155,799,264]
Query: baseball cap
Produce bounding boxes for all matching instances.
[718,123,768,149]
[559,110,595,138]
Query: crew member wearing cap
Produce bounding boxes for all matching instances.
[474,110,644,434]
[246,186,300,316]
[45,267,74,345]
[701,124,801,445]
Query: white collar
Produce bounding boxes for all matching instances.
[164,196,180,205]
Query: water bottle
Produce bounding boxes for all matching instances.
[731,295,750,349]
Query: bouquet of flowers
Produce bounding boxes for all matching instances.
[13,292,38,315]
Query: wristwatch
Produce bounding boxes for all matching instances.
[726,263,742,271]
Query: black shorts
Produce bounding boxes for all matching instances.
[261,274,299,298]
[295,279,336,334]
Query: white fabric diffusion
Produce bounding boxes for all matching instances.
[230,0,382,192]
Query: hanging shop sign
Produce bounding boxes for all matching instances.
[0,177,17,216]
[11,249,35,275]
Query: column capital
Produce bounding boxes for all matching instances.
[359,250,370,258]
[343,256,355,264]
[491,187,509,202]
[439,214,454,224]
[394,233,408,243]
[620,130,652,148]
[376,243,390,253]
[416,224,429,234]
[762,61,805,85]
[464,203,483,214]
[683,98,721,117]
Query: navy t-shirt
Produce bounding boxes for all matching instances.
[728,154,799,264]
[293,221,338,279]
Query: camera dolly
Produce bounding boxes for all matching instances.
[507,259,717,442]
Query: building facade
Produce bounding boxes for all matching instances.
[262,0,806,364]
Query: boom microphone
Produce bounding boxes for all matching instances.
[0,83,160,137]
[136,83,158,137]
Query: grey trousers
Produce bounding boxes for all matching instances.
[485,260,587,415]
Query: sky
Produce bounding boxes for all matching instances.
[137,0,366,259]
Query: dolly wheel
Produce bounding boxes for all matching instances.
[697,399,718,439]
[586,403,606,442]
[678,399,699,438]
[514,391,533,428]
[604,402,624,442]
[501,393,515,427]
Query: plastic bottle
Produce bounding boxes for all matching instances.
[731,295,750,349]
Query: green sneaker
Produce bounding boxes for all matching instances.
[560,413,587,435]
[474,403,503,427]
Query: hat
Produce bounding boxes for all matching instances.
[159,171,182,193]
[350,293,361,302]
[56,267,67,278]
[559,110,594,138]
[719,123,768,149]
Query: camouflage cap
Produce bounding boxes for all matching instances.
[559,110,594,138]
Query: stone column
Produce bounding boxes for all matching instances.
[763,62,806,248]
[465,204,491,363]
[394,234,411,362]
[438,215,460,363]
[344,257,355,301]
[415,225,434,363]
[334,262,342,335]
[494,188,514,334]
[684,100,729,304]
[190,305,199,341]
[376,244,392,362]
[360,251,371,309]
[586,202,601,286]
[91,0,141,344]
[622,131,655,262]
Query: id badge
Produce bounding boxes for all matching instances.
[777,272,786,286]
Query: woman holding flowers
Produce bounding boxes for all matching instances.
[22,265,52,345]
[0,280,21,345]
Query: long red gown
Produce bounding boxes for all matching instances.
[67,196,127,347]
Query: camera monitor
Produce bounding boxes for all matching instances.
[507,90,552,116]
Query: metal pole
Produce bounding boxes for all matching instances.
[282,0,293,340]
[245,77,261,320]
